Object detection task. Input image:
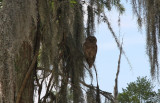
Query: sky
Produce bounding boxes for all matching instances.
[91,1,160,94]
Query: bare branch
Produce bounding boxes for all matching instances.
[114,40,123,102]
[80,80,115,103]
[102,13,132,70]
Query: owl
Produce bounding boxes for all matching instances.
[83,36,97,68]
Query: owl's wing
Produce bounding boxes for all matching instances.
[83,42,89,58]
[94,44,97,56]
[83,42,97,68]
[91,44,97,62]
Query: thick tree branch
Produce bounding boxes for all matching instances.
[16,51,39,103]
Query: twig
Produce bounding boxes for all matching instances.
[93,65,101,103]
[42,73,54,102]
[84,64,93,83]
[102,13,132,69]
[80,80,115,103]
[36,67,115,102]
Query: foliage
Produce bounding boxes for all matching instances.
[146,89,160,102]
[118,76,156,103]
[70,0,77,4]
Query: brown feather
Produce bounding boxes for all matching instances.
[83,36,97,68]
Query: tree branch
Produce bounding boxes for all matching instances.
[114,41,123,102]
[16,51,39,103]
[80,80,115,103]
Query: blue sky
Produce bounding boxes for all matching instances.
[93,1,160,94]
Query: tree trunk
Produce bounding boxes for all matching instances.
[0,0,38,103]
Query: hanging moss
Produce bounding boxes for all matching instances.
[87,5,95,36]
[131,0,160,80]
[87,87,97,103]
[34,0,125,102]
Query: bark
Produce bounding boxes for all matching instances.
[0,0,38,103]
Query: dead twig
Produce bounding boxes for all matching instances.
[93,65,101,103]
[102,13,132,70]
[80,80,115,103]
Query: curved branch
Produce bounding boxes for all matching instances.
[16,51,39,103]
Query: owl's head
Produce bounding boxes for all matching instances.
[86,36,97,43]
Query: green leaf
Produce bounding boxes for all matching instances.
[70,0,77,4]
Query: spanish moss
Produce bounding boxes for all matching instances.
[131,0,160,80]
